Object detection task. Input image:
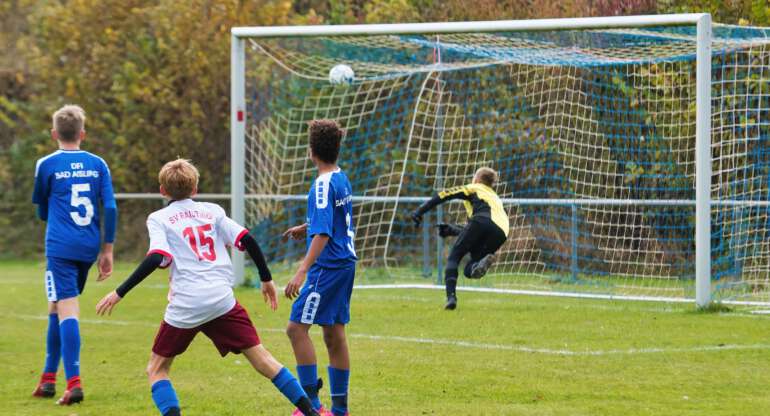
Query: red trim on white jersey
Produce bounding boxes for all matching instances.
[233,229,249,251]
[148,249,173,269]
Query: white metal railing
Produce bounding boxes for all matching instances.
[115,193,770,207]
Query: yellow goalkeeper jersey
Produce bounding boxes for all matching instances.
[437,183,509,237]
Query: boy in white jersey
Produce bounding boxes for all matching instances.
[95,159,318,416]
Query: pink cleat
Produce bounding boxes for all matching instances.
[293,406,333,416]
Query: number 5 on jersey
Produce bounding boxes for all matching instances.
[70,183,94,226]
[183,224,217,261]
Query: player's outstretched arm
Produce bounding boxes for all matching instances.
[282,222,308,242]
[95,253,164,316]
[238,233,278,310]
[285,234,329,299]
[411,186,471,227]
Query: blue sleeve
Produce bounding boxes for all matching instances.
[37,204,48,221]
[308,180,333,237]
[103,206,117,243]
[100,160,117,243]
[32,161,49,221]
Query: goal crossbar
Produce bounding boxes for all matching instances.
[231,14,708,38]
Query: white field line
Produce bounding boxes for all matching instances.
[0,280,696,303]
[8,277,770,306]
[354,283,693,303]
[8,313,770,357]
[6,278,770,318]
[356,284,770,307]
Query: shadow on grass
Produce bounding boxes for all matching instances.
[692,302,734,314]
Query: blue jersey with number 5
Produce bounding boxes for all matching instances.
[32,150,116,262]
[306,168,357,269]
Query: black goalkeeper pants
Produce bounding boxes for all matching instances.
[445,217,507,297]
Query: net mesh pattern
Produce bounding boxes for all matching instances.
[242,23,770,304]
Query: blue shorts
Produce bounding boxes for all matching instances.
[45,257,92,302]
[290,264,355,325]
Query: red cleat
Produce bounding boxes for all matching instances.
[32,372,56,398]
[32,382,56,398]
[57,376,83,405]
[56,387,83,405]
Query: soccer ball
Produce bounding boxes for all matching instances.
[329,64,355,85]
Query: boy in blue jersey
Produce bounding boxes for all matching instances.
[283,120,356,416]
[31,105,117,405]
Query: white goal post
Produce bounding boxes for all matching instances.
[230,14,725,306]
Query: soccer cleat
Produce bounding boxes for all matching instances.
[470,253,497,279]
[293,406,331,416]
[56,387,83,405]
[32,382,56,398]
[444,295,457,310]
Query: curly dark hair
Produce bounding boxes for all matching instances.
[309,119,344,164]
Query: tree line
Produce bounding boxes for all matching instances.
[1,0,768,259]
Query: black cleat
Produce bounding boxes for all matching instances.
[32,382,56,398]
[164,407,181,416]
[470,253,497,279]
[445,295,457,310]
[56,387,83,405]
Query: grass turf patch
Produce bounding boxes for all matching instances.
[3,260,770,415]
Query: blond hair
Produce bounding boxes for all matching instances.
[53,104,86,142]
[475,167,498,187]
[159,159,199,200]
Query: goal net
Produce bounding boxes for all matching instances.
[233,16,770,306]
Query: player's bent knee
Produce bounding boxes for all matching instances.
[146,354,173,382]
[286,322,309,341]
[463,263,474,278]
[56,297,80,319]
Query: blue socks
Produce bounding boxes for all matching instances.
[151,380,180,416]
[328,366,350,416]
[59,317,80,382]
[271,367,306,406]
[297,364,322,410]
[44,313,61,374]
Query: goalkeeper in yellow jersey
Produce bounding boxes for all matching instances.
[410,167,509,310]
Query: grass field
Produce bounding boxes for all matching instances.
[4,260,770,415]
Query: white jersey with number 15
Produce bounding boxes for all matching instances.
[145,199,248,329]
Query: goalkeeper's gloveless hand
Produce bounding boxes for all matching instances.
[411,211,422,227]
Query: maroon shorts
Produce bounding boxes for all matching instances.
[152,302,261,358]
